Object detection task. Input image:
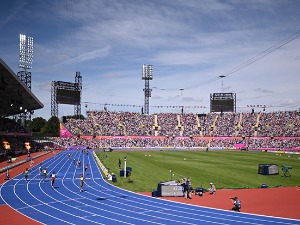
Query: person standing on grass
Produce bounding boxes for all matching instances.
[43,168,47,181]
[51,172,56,187]
[24,168,29,182]
[79,174,85,192]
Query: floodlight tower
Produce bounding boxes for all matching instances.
[18,34,33,89]
[142,64,153,114]
[74,71,82,117]
[17,34,34,129]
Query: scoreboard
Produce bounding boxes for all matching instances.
[56,89,81,105]
[210,93,236,112]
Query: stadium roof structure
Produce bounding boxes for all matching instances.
[0,58,44,117]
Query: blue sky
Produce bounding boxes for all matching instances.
[1,0,300,119]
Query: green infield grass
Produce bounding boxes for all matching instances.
[95,150,300,192]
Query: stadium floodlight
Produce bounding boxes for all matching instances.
[142,64,153,80]
[19,34,34,69]
[142,64,153,114]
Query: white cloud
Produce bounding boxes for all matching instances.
[1,0,300,119]
[56,46,111,65]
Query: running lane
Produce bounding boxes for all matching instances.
[1,150,300,225]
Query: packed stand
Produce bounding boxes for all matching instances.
[257,111,300,137]
[156,113,180,136]
[212,113,240,137]
[59,109,299,150]
[63,110,300,138]
[236,112,258,137]
[180,113,201,137]
[198,113,217,137]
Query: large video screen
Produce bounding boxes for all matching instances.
[210,93,235,112]
[211,99,234,112]
[56,89,81,105]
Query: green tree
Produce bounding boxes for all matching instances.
[31,117,47,132]
[41,116,60,137]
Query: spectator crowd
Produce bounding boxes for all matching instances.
[58,110,300,150]
[1,110,299,153]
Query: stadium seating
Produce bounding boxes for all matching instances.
[57,110,300,150]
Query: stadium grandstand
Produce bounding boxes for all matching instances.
[55,109,300,152]
[0,58,45,158]
[0,58,43,117]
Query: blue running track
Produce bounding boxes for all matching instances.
[1,150,299,225]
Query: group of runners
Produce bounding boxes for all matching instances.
[24,151,89,192]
